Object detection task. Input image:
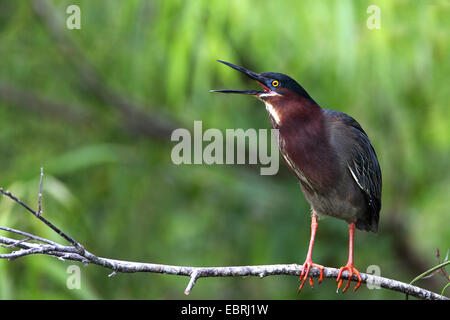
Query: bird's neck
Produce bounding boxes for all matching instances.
[266,95,323,129]
[277,98,328,157]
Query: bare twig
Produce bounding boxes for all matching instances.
[0,226,60,246]
[0,237,31,248]
[184,270,200,295]
[38,167,44,216]
[0,186,83,252]
[0,171,448,300]
[436,248,449,281]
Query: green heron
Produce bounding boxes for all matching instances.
[212,60,382,293]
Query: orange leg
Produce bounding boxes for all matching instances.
[298,213,324,291]
[336,222,362,293]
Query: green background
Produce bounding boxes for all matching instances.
[0,0,448,299]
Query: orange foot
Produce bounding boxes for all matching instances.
[336,263,362,293]
[298,259,324,291]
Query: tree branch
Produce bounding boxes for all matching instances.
[0,170,448,300]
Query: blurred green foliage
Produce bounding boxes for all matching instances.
[0,0,448,299]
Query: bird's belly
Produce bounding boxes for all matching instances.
[280,149,358,221]
[301,182,366,224]
[277,130,367,224]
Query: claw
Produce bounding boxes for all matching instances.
[298,259,324,292]
[336,263,362,293]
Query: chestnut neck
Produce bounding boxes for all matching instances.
[268,93,338,191]
[269,93,323,132]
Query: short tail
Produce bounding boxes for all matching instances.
[356,216,378,233]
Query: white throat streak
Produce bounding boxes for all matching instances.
[259,91,281,124]
[264,101,281,124]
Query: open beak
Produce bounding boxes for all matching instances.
[211,60,270,95]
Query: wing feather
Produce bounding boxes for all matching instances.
[325,109,382,231]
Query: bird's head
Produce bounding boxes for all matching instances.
[211,60,316,124]
[211,60,312,103]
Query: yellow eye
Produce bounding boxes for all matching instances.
[272,80,279,87]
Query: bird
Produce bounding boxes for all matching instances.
[211,60,382,293]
